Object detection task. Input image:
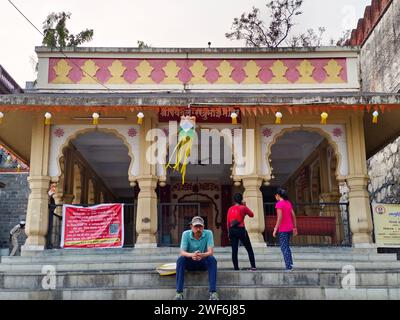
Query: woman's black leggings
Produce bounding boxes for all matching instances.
[229,227,256,270]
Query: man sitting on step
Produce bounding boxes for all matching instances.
[175,216,219,300]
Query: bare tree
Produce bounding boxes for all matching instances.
[330,30,352,47]
[226,0,326,48]
[287,27,326,48]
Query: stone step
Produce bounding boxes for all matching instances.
[2,252,397,264]
[35,247,379,256]
[1,270,399,290]
[1,260,400,272]
[0,286,398,300]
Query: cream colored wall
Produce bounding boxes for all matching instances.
[22,107,373,252]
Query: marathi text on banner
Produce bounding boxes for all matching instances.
[61,203,124,249]
[372,203,400,247]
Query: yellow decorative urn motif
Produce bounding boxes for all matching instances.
[324,59,344,83]
[216,60,235,84]
[243,60,261,84]
[270,60,289,84]
[80,60,99,84]
[162,61,180,84]
[297,60,316,83]
[189,60,208,84]
[53,59,73,84]
[135,60,154,84]
[107,60,127,84]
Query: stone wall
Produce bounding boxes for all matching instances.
[0,173,29,250]
[360,0,400,203]
[360,0,400,92]
[368,136,400,203]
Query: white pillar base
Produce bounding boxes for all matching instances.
[21,245,45,256]
[251,242,267,248]
[134,243,158,249]
[353,243,378,249]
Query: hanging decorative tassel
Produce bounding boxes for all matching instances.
[275,112,283,124]
[0,112,4,124]
[372,111,379,124]
[92,113,99,125]
[165,115,196,185]
[44,112,52,125]
[137,112,144,125]
[16,164,21,172]
[231,111,238,124]
[320,112,328,124]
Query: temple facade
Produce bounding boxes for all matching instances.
[0,46,399,255]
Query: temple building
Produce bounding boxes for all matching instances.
[0,42,399,256]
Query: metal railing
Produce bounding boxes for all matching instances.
[264,202,351,247]
[0,65,23,94]
[46,203,137,249]
[157,202,201,247]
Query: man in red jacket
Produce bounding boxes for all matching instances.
[227,193,257,271]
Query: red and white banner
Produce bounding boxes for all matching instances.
[61,204,124,249]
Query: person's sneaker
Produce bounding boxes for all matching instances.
[209,292,220,300]
[250,267,257,271]
[174,292,184,300]
[285,268,294,272]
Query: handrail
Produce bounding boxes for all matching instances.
[0,65,23,94]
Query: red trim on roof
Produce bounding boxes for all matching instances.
[348,0,393,46]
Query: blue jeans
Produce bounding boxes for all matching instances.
[176,256,217,292]
[279,232,293,270]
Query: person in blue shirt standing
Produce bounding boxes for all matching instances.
[175,216,219,300]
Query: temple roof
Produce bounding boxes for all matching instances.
[0,91,399,162]
[1,91,400,107]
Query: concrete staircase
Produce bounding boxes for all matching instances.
[0,247,399,300]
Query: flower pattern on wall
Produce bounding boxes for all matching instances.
[263,128,273,138]
[333,127,343,138]
[128,128,137,137]
[54,128,65,138]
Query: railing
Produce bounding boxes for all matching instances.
[46,203,137,249]
[264,202,351,247]
[157,202,201,247]
[0,65,23,94]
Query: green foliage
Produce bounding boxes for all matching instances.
[42,12,93,48]
[137,41,151,49]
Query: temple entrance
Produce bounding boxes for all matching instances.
[48,130,137,248]
[263,129,350,246]
[158,126,236,247]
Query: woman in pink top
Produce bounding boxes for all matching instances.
[273,188,298,271]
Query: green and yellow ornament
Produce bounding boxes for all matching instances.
[165,115,196,185]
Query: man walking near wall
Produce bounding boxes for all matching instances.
[9,220,25,256]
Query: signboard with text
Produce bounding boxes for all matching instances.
[372,203,400,247]
[61,204,124,249]
[158,108,241,123]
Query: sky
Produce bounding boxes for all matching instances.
[1,0,371,87]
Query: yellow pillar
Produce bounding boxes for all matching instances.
[237,116,266,247]
[135,175,158,247]
[21,117,51,255]
[135,114,159,248]
[346,114,373,246]
[242,176,266,247]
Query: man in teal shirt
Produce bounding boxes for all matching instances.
[175,216,219,300]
